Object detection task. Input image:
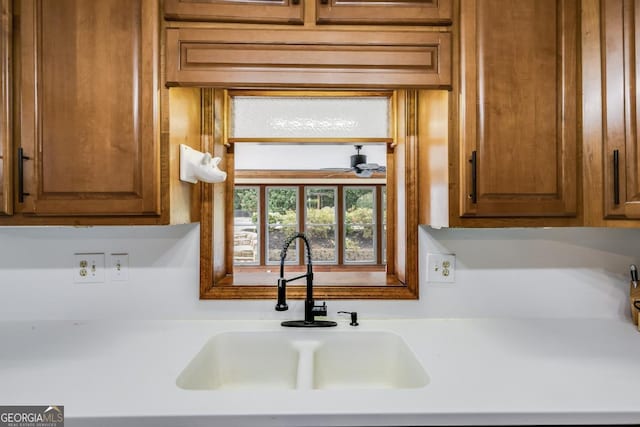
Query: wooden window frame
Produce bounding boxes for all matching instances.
[199,89,420,300]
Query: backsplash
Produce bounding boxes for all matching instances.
[0,225,636,321]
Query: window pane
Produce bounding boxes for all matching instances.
[345,225,375,263]
[231,97,390,138]
[344,187,376,264]
[268,225,298,263]
[233,187,259,265]
[306,187,337,264]
[267,187,298,263]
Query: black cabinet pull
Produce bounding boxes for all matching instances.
[469,150,477,204]
[17,147,30,203]
[291,0,299,4]
[320,0,329,4]
[613,149,620,205]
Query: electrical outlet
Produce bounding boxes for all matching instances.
[74,253,105,283]
[109,253,129,282]
[426,253,456,283]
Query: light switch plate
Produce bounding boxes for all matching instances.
[109,253,129,282]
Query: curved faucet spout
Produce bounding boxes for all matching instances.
[279,232,313,278]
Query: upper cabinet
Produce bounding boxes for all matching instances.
[315,0,452,25]
[0,0,10,216]
[14,0,160,217]
[163,0,451,25]
[601,0,640,219]
[164,0,304,24]
[456,0,579,218]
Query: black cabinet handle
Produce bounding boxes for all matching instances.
[17,147,30,203]
[469,150,477,204]
[291,0,299,4]
[320,0,329,4]
[613,149,620,205]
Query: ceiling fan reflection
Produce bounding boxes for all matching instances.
[322,145,386,178]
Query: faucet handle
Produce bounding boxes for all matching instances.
[276,278,288,311]
[312,301,328,317]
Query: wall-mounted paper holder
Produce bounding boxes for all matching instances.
[180,144,227,184]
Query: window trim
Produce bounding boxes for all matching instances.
[199,89,422,300]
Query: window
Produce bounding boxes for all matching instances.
[233,184,386,268]
[305,187,338,264]
[266,187,298,264]
[233,187,259,265]
[344,187,376,264]
[199,89,425,300]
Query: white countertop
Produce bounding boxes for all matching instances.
[1,318,639,426]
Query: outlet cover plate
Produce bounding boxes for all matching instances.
[426,253,456,283]
[74,253,105,284]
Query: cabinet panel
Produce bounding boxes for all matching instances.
[17,0,159,216]
[166,28,451,88]
[602,0,640,218]
[0,0,10,215]
[459,0,578,217]
[164,0,304,24]
[316,0,451,25]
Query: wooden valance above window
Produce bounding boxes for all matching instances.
[165,28,451,89]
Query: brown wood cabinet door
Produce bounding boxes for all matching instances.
[316,0,451,25]
[164,0,304,24]
[602,0,640,218]
[16,0,160,216]
[458,0,578,217]
[0,0,11,215]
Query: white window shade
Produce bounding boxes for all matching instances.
[231,97,390,138]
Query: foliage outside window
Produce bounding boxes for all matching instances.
[233,187,259,265]
[305,187,338,264]
[266,187,298,264]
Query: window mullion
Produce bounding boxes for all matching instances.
[337,185,344,265]
[259,185,266,266]
[376,185,383,265]
[299,185,305,266]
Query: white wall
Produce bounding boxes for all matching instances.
[0,224,637,321]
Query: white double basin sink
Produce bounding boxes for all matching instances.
[177,330,429,391]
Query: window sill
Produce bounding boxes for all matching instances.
[202,270,415,300]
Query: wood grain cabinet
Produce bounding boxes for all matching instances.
[457,0,579,218]
[14,0,160,217]
[164,0,304,24]
[315,0,451,25]
[166,27,451,88]
[601,0,640,219]
[0,0,10,216]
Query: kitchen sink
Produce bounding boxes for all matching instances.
[176,332,299,390]
[313,331,429,389]
[176,330,429,391]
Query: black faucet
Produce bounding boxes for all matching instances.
[275,232,337,327]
